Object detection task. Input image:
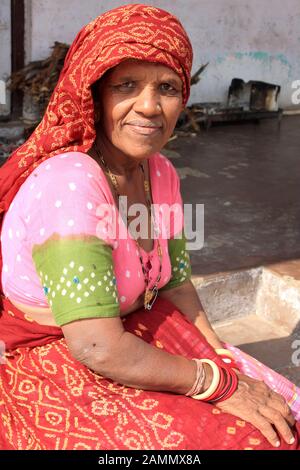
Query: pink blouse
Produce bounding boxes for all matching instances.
[1,151,185,314]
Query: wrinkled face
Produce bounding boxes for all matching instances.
[95,59,184,160]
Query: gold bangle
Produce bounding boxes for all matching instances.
[215,348,234,359]
[191,359,220,400]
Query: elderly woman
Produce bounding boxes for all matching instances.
[0,4,299,450]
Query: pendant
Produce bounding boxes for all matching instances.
[144,286,158,310]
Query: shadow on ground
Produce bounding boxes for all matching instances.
[238,320,300,386]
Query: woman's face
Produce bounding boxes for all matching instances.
[95,59,184,160]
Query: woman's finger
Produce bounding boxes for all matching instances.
[258,404,295,446]
[268,394,295,427]
[250,411,281,448]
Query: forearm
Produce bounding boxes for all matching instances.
[160,280,223,349]
[80,330,212,394]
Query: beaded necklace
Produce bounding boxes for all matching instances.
[94,146,162,310]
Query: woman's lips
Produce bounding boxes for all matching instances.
[125,124,162,135]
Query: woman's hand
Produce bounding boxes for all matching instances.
[216,373,296,447]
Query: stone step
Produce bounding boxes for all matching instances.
[192,261,300,385]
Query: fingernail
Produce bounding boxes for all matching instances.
[289,437,295,444]
[274,441,280,447]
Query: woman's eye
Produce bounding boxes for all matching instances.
[116,81,136,91]
[160,83,179,94]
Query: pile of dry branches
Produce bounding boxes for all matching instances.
[8,41,69,115]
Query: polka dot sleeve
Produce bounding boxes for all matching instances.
[159,231,191,291]
[27,153,120,325]
[32,235,120,326]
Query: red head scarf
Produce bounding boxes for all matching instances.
[0,3,193,294]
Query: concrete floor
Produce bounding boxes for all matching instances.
[164,115,300,385]
[165,115,300,276]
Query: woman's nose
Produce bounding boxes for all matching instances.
[133,86,162,116]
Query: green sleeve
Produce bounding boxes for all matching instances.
[32,234,120,326]
[160,231,192,291]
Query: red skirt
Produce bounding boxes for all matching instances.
[0,295,299,450]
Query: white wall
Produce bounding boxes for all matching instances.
[24,0,300,108]
[0,0,11,116]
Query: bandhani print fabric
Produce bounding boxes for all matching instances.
[160,233,192,291]
[0,296,300,450]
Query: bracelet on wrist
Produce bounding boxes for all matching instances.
[190,359,220,400]
[215,348,240,371]
[215,348,234,359]
[189,357,238,403]
[185,359,206,397]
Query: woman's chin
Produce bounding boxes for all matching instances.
[121,144,162,160]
